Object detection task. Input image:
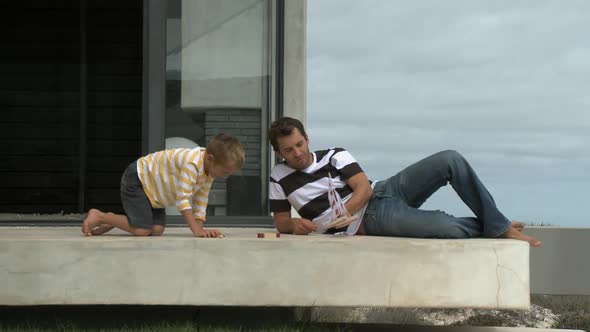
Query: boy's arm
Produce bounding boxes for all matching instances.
[181,209,222,238]
[184,178,220,237]
[273,210,317,235]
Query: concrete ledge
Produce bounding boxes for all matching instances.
[0,227,529,308]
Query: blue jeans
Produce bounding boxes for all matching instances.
[363,150,511,238]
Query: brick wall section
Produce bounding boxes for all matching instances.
[205,109,262,215]
[205,109,261,176]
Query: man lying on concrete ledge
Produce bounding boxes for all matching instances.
[268,117,541,247]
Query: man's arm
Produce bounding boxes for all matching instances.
[326,172,373,229]
[343,172,373,215]
[273,210,317,235]
[269,169,316,235]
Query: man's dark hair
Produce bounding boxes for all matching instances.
[269,117,307,151]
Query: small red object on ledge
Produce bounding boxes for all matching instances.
[257,232,280,238]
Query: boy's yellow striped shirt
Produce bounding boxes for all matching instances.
[136,147,213,221]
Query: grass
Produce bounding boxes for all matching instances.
[0,322,338,332]
[1,297,589,331]
[532,294,590,331]
[0,306,342,332]
[0,319,341,332]
[527,221,556,227]
[451,295,590,330]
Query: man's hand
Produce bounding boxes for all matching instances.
[273,211,317,235]
[292,218,317,235]
[194,228,224,238]
[325,215,358,229]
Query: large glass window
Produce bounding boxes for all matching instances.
[165,0,272,218]
[0,1,143,218]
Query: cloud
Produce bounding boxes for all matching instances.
[306,1,590,225]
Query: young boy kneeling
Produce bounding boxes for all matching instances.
[82,133,244,237]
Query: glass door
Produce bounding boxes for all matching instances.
[165,0,273,221]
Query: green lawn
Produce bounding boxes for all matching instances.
[532,294,590,330]
[455,295,590,330]
[0,306,339,332]
[1,296,588,331]
[0,322,337,332]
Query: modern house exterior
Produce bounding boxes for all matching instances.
[0,0,590,308]
[0,0,306,226]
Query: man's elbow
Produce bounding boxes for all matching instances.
[365,186,373,201]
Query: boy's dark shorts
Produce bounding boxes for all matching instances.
[120,161,166,229]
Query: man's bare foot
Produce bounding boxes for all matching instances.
[511,221,526,232]
[91,224,114,235]
[82,209,103,236]
[500,227,541,247]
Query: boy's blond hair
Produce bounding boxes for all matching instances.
[206,133,245,169]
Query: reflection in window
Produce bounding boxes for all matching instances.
[165,0,271,217]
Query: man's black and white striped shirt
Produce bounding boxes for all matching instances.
[269,148,365,224]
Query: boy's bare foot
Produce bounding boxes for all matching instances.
[91,224,114,235]
[82,208,103,236]
[90,212,116,235]
[500,227,541,247]
[511,221,526,232]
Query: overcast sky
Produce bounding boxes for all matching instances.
[306,0,590,227]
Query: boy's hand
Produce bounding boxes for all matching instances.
[181,210,223,238]
[195,228,224,238]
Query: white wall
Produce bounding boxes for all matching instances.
[526,227,590,295]
[282,0,307,124]
[181,0,268,109]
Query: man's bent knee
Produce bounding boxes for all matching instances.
[439,149,462,161]
[151,225,165,236]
